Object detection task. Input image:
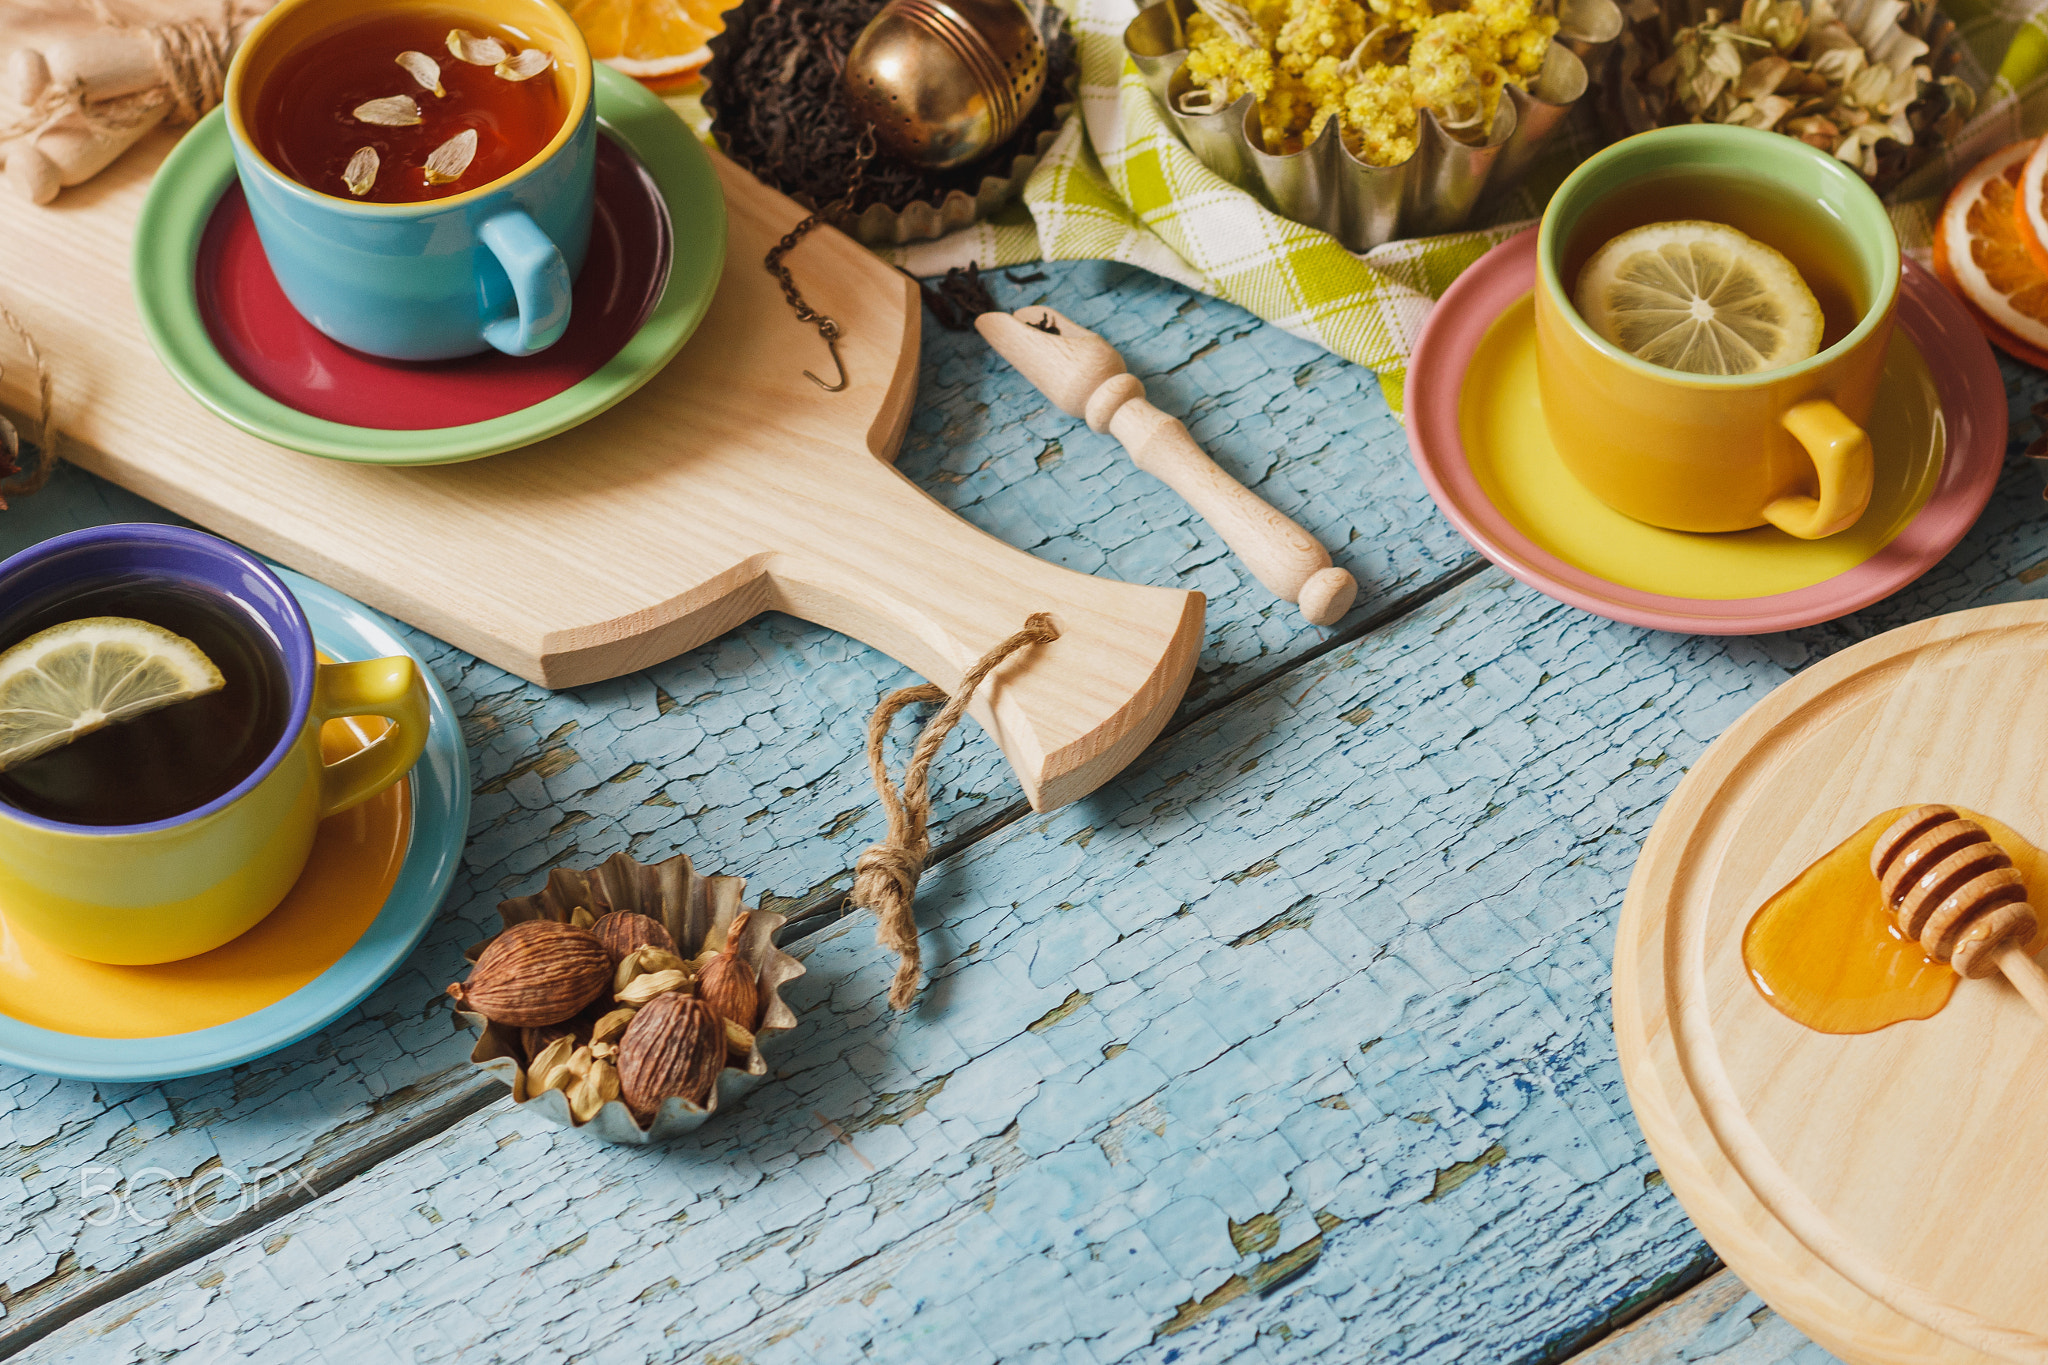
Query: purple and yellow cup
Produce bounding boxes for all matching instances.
[0,526,428,964]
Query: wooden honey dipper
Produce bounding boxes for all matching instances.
[1871,805,2048,1021]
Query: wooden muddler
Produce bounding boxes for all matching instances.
[976,307,1358,627]
[1871,805,2048,1023]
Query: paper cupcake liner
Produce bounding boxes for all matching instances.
[456,850,806,1146]
[1122,0,1623,250]
[702,0,1077,246]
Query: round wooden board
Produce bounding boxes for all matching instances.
[1616,600,2048,1365]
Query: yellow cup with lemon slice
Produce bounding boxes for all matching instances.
[0,525,428,965]
[1535,124,1899,539]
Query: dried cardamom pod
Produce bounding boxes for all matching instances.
[569,904,597,930]
[697,910,761,1030]
[446,919,611,1026]
[423,128,478,186]
[526,1035,577,1094]
[495,48,553,81]
[616,968,687,1006]
[565,1056,621,1123]
[592,911,676,966]
[353,95,421,126]
[591,1007,637,1045]
[446,28,509,64]
[342,146,378,197]
[396,50,444,96]
[618,993,724,1116]
[724,1018,755,1059]
[614,945,687,994]
[520,1019,577,1063]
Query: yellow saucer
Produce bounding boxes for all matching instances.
[0,714,411,1038]
[1459,295,1946,601]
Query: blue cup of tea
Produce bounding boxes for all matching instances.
[221,0,596,361]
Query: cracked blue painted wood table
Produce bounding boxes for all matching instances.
[2,254,2042,1364]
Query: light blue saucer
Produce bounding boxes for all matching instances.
[0,567,470,1082]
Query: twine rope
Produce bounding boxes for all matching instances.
[0,302,56,509]
[86,0,244,124]
[0,1,249,145]
[852,613,1060,1010]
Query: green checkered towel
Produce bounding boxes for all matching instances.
[889,0,2048,410]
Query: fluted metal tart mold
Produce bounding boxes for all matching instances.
[1122,0,1623,249]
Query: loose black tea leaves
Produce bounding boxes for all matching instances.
[715,0,1073,218]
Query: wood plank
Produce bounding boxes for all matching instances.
[0,256,1480,1345]
[30,414,2048,1365]
[2,123,1214,813]
[1570,1269,1844,1364]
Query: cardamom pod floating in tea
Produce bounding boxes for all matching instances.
[342,146,379,197]
[451,850,805,1145]
[446,28,511,65]
[396,50,446,96]
[496,48,555,81]
[423,128,479,185]
[353,94,423,126]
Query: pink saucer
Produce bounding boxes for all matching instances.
[1404,229,2007,634]
[196,135,672,430]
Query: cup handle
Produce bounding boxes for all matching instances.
[478,208,572,357]
[312,657,431,819]
[1762,399,1873,540]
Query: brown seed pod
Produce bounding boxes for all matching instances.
[591,910,676,965]
[446,919,611,1027]
[617,992,725,1117]
[697,910,761,1030]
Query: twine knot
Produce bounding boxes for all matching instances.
[149,15,235,125]
[851,614,1060,1010]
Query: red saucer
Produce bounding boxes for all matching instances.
[196,135,673,431]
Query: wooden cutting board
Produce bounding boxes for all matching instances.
[1616,601,2048,1365]
[0,128,1204,813]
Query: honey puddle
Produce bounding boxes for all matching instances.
[1743,806,2048,1034]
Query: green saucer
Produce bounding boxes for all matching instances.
[132,65,726,465]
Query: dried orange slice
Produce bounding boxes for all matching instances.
[1935,138,2048,362]
[2021,137,2048,277]
[567,0,734,88]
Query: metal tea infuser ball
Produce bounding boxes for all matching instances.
[841,0,1048,169]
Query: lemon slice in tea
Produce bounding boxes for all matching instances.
[1573,220,1824,376]
[0,617,225,773]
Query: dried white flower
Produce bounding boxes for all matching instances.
[495,48,554,81]
[353,95,421,126]
[423,127,479,185]
[396,50,445,96]
[342,146,379,196]
[446,28,510,65]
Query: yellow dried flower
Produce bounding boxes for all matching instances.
[1174,0,1561,164]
